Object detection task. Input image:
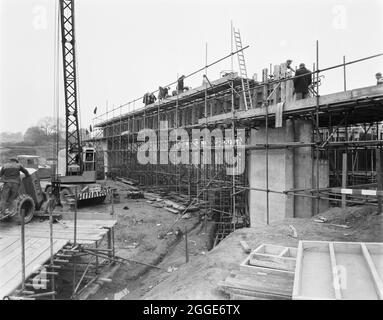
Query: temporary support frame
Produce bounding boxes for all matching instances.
[90,40,383,244]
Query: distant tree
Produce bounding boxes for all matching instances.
[37,116,65,137]
[0,132,23,143]
[23,126,48,145]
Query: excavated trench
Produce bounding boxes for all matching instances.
[49,215,216,300]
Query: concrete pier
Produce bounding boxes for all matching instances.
[248,119,329,226]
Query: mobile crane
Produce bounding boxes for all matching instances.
[0,0,110,223]
[49,0,110,205]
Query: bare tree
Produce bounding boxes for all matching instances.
[37,116,65,137]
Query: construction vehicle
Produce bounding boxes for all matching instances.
[0,0,111,224]
[16,155,52,179]
[0,169,50,224]
[46,0,111,206]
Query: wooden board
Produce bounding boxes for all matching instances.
[0,236,68,299]
[0,218,116,298]
[240,252,295,279]
[248,244,297,271]
[293,241,383,300]
[219,270,293,300]
[0,219,117,245]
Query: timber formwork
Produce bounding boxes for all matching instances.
[92,48,383,244]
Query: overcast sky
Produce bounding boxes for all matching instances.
[1,0,383,134]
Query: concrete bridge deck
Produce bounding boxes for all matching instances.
[199,85,383,126]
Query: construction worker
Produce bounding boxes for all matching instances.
[0,158,30,217]
[149,93,157,104]
[293,63,312,100]
[177,75,185,93]
[376,72,383,85]
[143,92,150,105]
[158,86,170,100]
[286,59,295,74]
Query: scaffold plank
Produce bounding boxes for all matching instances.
[0,238,68,299]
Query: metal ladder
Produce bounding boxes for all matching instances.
[233,29,253,110]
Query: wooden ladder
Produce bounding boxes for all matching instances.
[233,29,253,110]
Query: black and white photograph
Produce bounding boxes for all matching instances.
[0,0,383,308]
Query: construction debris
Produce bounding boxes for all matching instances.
[288,225,298,238]
[165,207,179,214]
[115,177,139,186]
[126,190,144,199]
[181,213,191,219]
[113,288,129,300]
[239,240,251,254]
[167,266,178,273]
[219,270,293,300]
[219,243,296,299]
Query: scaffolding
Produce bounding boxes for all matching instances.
[90,40,383,246]
[2,188,117,300]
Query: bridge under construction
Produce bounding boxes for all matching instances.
[91,41,383,246]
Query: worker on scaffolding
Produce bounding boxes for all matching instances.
[176,75,189,94]
[376,72,383,85]
[293,63,312,100]
[143,92,157,106]
[158,86,170,100]
[0,158,30,218]
[286,59,295,74]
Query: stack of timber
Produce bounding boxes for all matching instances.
[126,190,144,199]
[293,241,383,300]
[219,244,296,300]
[115,177,144,198]
[144,192,199,214]
[115,177,138,186]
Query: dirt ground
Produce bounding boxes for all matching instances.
[87,180,215,300]
[82,181,382,300]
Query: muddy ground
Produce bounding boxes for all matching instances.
[85,180,215,300]
[74,180,382,300]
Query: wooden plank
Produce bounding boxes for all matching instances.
[0,239,67,299]
[240,263,294,279]
[293,241,383,300]
[230,292,261,300]
[240,252,295,278]
[0,238,42,268]
[223,271,293,297]
[361,243,383,300]
[329,242,342,299]
[0,226,114,236]
[0,232,103,243]
[0,230,104,239]
[60,211,116,221]
[292,240,303,298]
[249,243,297,271]
[0,238,49,282]
[249,253,296,271]
[239,241,251,254]
[279,247,289,257]
[220,284,290,300]
[0,237,19,254]
[254,243,286,255]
